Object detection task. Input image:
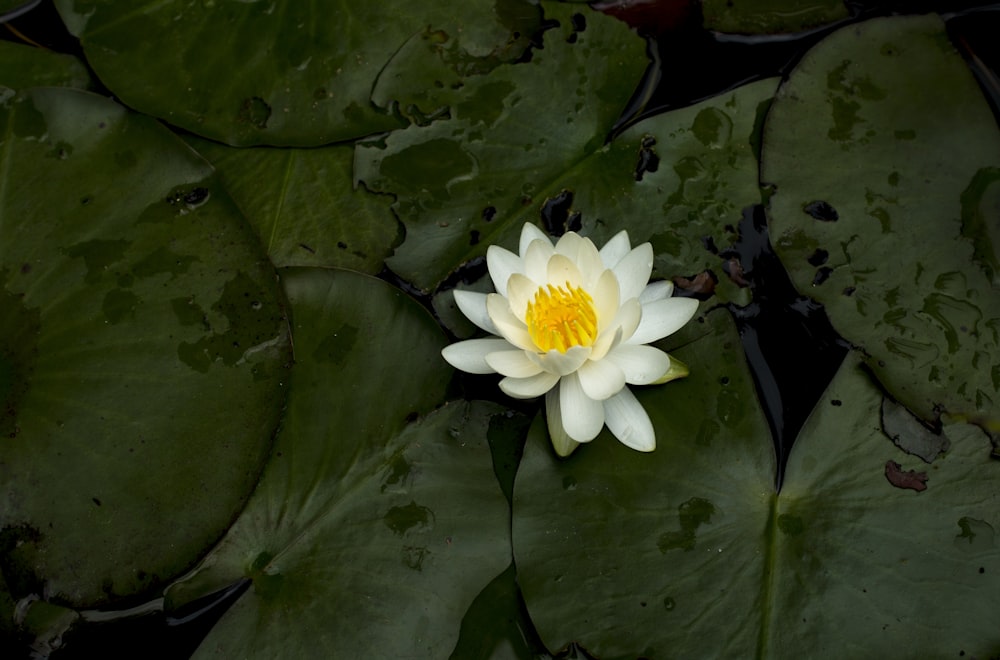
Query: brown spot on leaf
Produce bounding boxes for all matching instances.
[884,460,928,492]
[673,270,717,300]
[723,257,748,287]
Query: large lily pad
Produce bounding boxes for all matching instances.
[165,268,510,658]
[186,137,400,272]
[53,0,539,146]
[761,15,1000,430]
[357,2,775,298]
[513,310,1000,656]
[0,87,290,608]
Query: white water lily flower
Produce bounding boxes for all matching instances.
[442,222,698,457]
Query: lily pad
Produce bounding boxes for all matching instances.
[702,0,848,35]
[357,2,775,299]
[513,310,1000,656]
[761,15,1000,430]
[53,0,539,146]
[186,137,400,272]
[0,87,290,608]
[164,268,510,658]
[0,41,90,90]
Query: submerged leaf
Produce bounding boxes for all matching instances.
[702,0,848,35]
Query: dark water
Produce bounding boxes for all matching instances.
[3,0,999,658]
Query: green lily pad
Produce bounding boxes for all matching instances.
[53,0,538,146]
[761,15,1000,430]
[165,268,510,658]
[513,309,1000,656]
[702,0,848,35]
[186,137,400,272]
[0,87,290,608]
[357,2,775,299]
[0,41,90,90]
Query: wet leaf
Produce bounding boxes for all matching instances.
[164,269,510,658]
[53,0,538,146]
[357,2,774,299]
[514,317,1000,656]
[186,136,400,272]
[0,41,91,90]
[762,15,1000,431]
[702,0,848,35]
[0,88,290,608]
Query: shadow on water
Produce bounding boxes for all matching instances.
[724,206,848,490]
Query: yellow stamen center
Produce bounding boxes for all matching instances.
[525,282,598,353]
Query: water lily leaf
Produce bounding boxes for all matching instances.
[702,0,847,35]
[0,87,290,608]
[513,310,1000,656]
[52,0,537,146]
[761,15,1000,430]
[164,268,510,658]
[0,41,90,90]
[370,1,542,123]
[357,2,775,298]
[185,136,399,272]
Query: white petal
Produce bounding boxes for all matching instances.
[519,222,552,256]
[605,344,670,384]
[604,387,655,451]
[485,350,544,378]
[546,254,582,289]
[506,273,538,320]
[598,230,631,268]
[452,290,498,335]
[441,338,512,374]
[486,294,536,351]
[639,280,674,304]
[590,326,622,363]
[592,269,620,333]
[628,297,699,345]
[613,243,654,302]
[523,239,553,284]
[546,388,582,456]
[577,358,626,401]
[560,372,605,442]
[487,245,522,296]
[500,371,560,399]
[592,298,641,359]
[575,237,605,289]
[528,344,591,376]
[553,231,584,260]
